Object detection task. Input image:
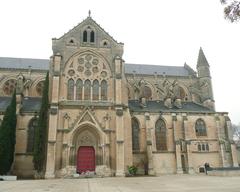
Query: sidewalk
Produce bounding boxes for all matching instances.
[0,175,240,192]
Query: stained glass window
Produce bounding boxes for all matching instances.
[101,80,107,100]
[83,30,87,42]
[195,119,207,136]
[84,80,91,100]
[76,79,83,100]
[67,79,74,100]
[132,118,140,151]
[155,119,167,151]
[3,79,17,96]
[90,31,95,42]
[27,118,38,153]
[92,80,99,100]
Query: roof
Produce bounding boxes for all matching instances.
[21,97,42,113]
[0,97,11,112]
[0,57,195,77]
[0,97,41,113]
[0,57,49,70]
[128,100,213,113]
[125,63,190,76]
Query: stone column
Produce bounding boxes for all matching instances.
[45,54,61,179]
[172,114,183,174]
[115,108,125,176]
[114,57,125,176]
[230,142,239,167]
[103,113,111,168]
[175,141,183,174]
[182,114,194,173]
[215,116,228,167]
[186,141,194,174]
[145,113,155,175]
[45,141,56,178]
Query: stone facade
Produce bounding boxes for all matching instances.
[0,15,238,178]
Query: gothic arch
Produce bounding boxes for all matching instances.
[63,50,112,74]
[29,77,46,97]
[154,118,167,151]
[176,82,191,101]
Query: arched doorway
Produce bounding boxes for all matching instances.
[77,146,95,173]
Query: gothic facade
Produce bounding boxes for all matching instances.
[0,15,238,178]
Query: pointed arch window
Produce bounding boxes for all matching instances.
[67,79,74,100]
[90,31,95,42]
[101,80,108,100]
[92,80,99,100]
[83,30,87,42]
[84,80,91,100]
[132,118,140,151]
[155,119,167,151]
[76,79,83,100]
[27,118,38,153]
[195,119,207,136]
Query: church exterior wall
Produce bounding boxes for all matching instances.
[0,15,238,178]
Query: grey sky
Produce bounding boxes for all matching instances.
[0,0,239,124]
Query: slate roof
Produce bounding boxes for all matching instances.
[125,63,190,76]
[0,97,41,113]
[128,100,213,113]
[0,57,49,70]
[0,57,194,77]
[0,97,11,112]
[21,97,42,113]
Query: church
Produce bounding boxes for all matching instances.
[0,14,238,178]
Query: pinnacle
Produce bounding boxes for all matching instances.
[197,47,209,67]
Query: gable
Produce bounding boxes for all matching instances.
[55,16,122,48]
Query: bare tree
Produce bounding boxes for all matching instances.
[221,0,240,22]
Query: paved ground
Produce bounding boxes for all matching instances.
[1,175,240,192]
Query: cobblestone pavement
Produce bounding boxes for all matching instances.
[1,175,240,192]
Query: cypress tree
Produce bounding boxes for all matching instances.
[33,72,49,174]
[0,91,17,175]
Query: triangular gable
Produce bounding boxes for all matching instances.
[57,16,121,45]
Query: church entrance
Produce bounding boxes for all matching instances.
[77,146,95,173]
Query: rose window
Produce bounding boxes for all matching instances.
[3,79,17,95]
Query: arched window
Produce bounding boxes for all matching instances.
[84,80,91,100]
[67,79,74,100]
[101,80,107,100]
[180,87,186,100]
[198,144,201,151]
[143,86,152,99]
[83,30,87,42]
[206,143,209,151]
[3,79,17,96]
[92,80,99,100]
[27,118,38,153]
[90,31,95,42]
[195,119,207,136]
[76,79,83,100]
[202,144,206,151]
[155,119,167,151]
[132,118,140,151]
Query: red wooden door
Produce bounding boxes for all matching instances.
[77,146,95,173]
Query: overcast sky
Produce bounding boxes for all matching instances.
[0,0,239,124]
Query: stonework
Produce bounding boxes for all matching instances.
[0,15,238,178]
